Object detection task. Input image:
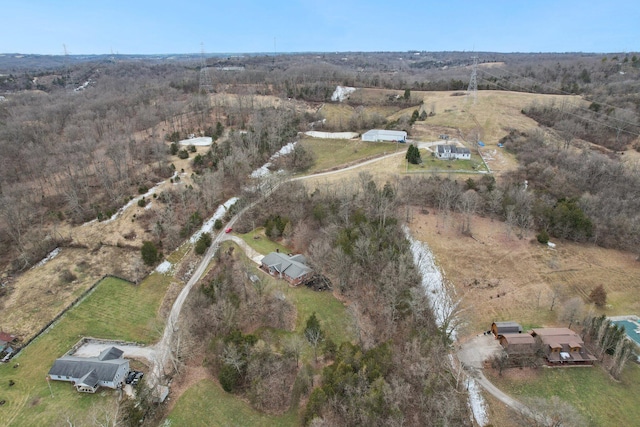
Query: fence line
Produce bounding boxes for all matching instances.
[5,274,134,362]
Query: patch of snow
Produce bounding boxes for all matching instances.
[405,227,488,426]
[466,377,489,426]
[404,226,456,340]
[178,136,212,146]
[74,80,91,92]
[33,247,60,269]
[156,261,173,274]
[331,85,356,102]
[305,131,359,139]
[190,197,239,243]
[250,142,297,178]
[103,173,176,223]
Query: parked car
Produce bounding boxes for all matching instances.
[225,227,232,233]
[131,371,144,386]
[125,371,136,384]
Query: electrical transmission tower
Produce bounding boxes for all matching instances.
[467,56,478,104]
[199,43,214,93]
[62,44,72,87]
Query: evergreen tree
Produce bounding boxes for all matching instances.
[141,241,159,266]
[405,144,422,165]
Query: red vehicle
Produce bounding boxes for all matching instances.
[225,227,233,233]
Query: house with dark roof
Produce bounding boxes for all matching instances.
[436,144,471,160]
[48,346,129,393]
[0,332,18,359]
[260,252,313,286]
[491,321,523,338]
[530,328,597,365]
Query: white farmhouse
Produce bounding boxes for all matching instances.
[436,144,471,160]
[362,129,407,142]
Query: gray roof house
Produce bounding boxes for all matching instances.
[261,252,313,286]
[48,346,129,393]
[436,144,471,160]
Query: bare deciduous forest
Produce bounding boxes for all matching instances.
[1,50,639,426]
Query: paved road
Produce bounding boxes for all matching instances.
[149,210,245,389]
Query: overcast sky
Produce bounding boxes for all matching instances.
[3,0,638,54]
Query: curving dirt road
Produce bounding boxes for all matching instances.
[291,140,443,181]
[457,334,546,424]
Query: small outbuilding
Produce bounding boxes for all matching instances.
[491,321,523,338]
[362,129,407,143]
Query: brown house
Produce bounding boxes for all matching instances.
[260,252,313,286]
[530,328,597,365]
[491,321,523,338]
[499,333,536,355]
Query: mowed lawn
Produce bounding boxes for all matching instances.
[300,137,398,173]
[231,235,353,345]
[486,363,640,426]
[238,228,292,255]
[407,150,488,173]
[167,379,298,427]
[0,274,170,427]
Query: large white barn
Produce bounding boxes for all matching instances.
[362,129,407,142]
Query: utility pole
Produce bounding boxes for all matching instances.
[467,56,478,104]
[62,44,71,87]
[199,43,213,93]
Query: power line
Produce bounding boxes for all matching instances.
[467,56,478,104]
[199,43,213,93]
[479,75,640,139]
[481,65,640,126]
[479,68,640,137]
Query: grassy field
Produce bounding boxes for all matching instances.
[261,272,354,345]
[167,379,298,427]
[404,156,640,425]
[299,137,398,173]
[486,364,640,426]
[0,274,171,427]
[238,228,292,255]
[166,241,192,264]
[231,236,354,346]
[408,150,488,173]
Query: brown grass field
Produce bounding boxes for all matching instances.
[1,246,140,340]
[406,209,640,336]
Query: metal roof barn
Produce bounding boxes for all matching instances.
[362,129,407,142]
